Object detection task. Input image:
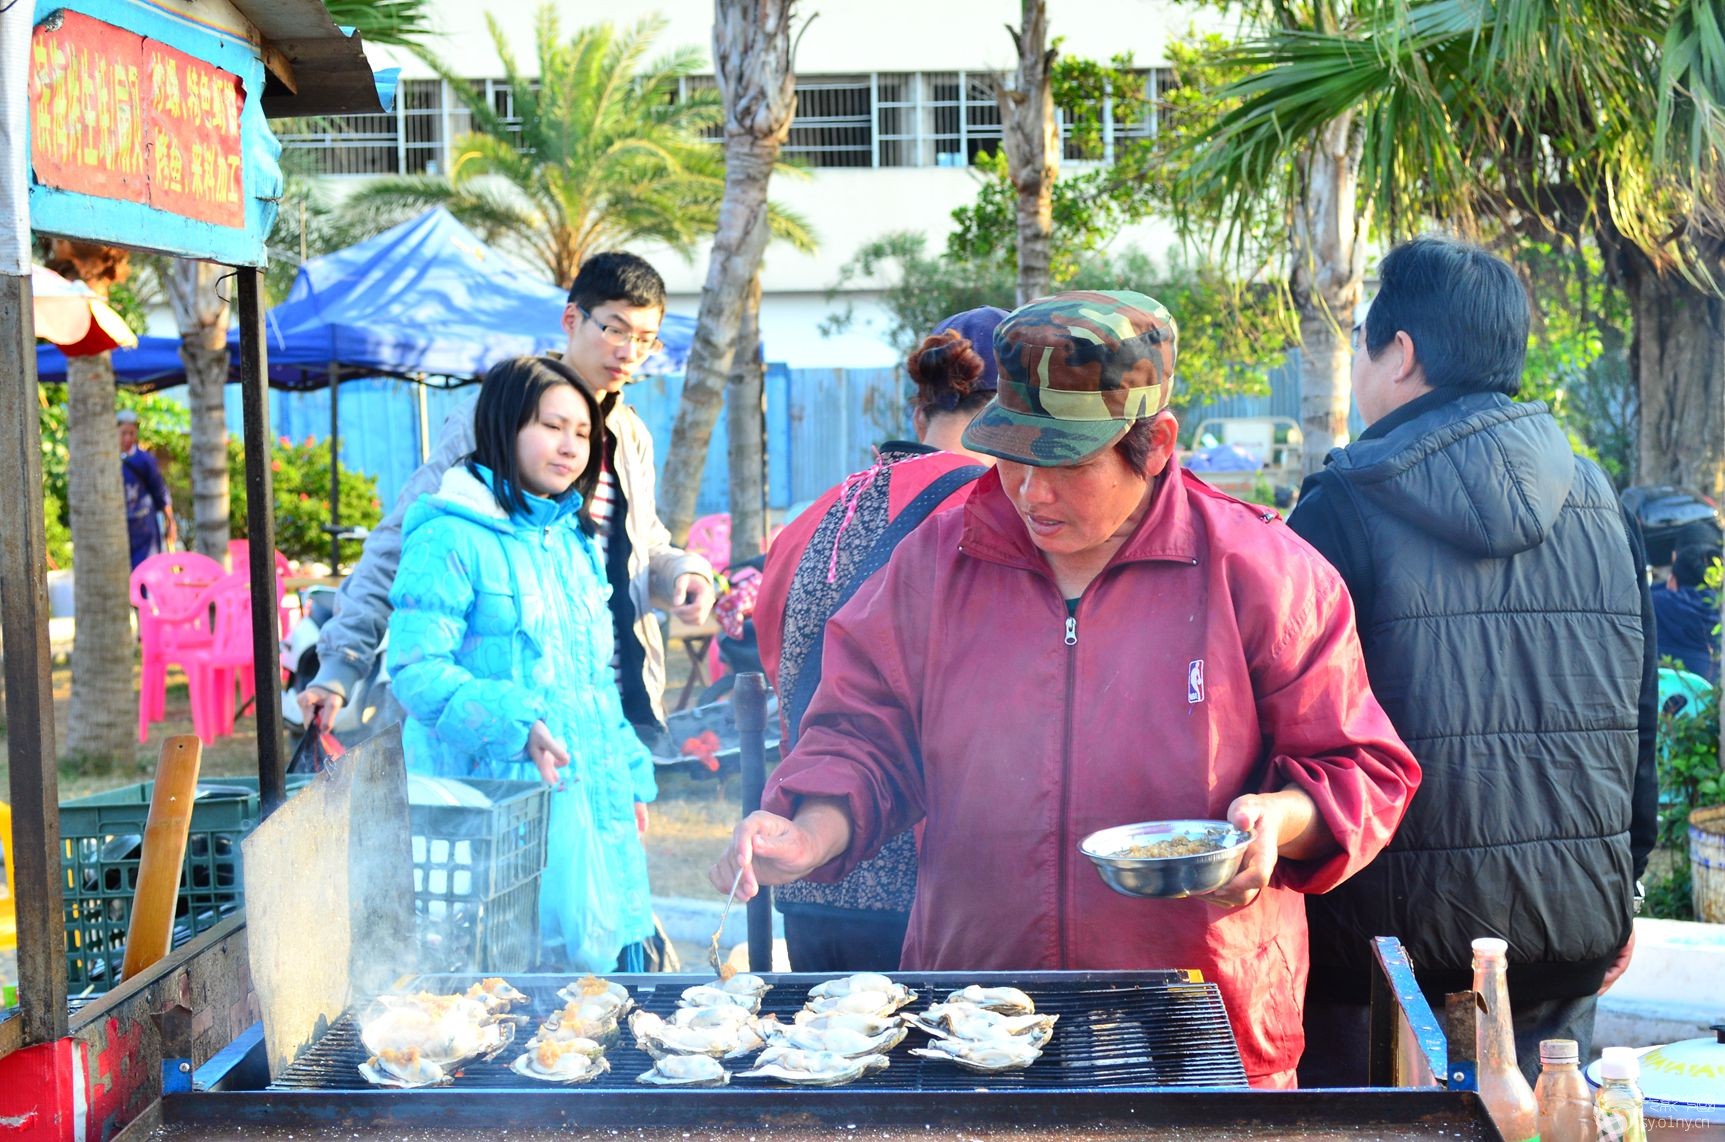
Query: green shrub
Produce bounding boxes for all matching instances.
[229,434,382,567]
[1645,683,1722,920]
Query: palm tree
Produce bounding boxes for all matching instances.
[1181,0,1725,494]
[659,0,804,545]
[996,0,1059,305]
[338,10,811,289]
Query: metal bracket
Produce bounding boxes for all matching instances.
[163,1057,193,1094]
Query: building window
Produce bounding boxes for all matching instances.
[282,69,1171,174]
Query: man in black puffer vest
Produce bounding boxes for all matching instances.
[1290,236,1659,1087]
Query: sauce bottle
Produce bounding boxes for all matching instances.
[1534,1038,1597,1142]
[1592,1046,1647,1142]
[1472,937,1540,1142]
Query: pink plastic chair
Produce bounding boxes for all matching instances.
[130,551,224,742]
[228,539,295,636]
[187,572,261,743]
[686,513,732,576]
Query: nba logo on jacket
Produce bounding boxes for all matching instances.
[1187,659,1205,704]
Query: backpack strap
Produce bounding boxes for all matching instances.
[785,464,985,748]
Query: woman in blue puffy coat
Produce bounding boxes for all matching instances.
[386,356,656,972]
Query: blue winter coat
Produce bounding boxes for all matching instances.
[386,464,657,971]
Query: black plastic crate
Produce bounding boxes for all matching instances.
[410,780,549,974]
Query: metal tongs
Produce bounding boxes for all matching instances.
[710,865,745,975]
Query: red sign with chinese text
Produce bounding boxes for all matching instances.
[29,10,246,230]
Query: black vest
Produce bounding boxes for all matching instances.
[1306,393,1643,1001]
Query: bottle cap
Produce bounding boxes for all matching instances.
[1471,936,1508,958]
[1540,1039,1579,1064]
[1599,1046,1641,1080]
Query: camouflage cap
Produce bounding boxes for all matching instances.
[962,290,1177,466]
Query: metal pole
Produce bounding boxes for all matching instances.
[415,381,431,463]
[734,672,772,972]
[327,359,340,570]
[240,269,287,816]
[0,271,70,1043]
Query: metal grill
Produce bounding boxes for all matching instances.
[269,970,1247,1093]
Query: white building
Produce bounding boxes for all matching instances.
[292,0,1227,367]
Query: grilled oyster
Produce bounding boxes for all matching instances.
[358,1046,453,1089]
[465,977,528,1013]
[736,1047,890,1086]
[944,985,1036,1015]
[555,976,633,1020]
[910,1035,1043,1073]
[802,989,914,1018]
[791,1010,904,1037]
[762,1020,907,1058]
[637,1054,731,1087]
[510,1038,612,1084]
[540,1000,621,1046]
[679,983,763,1013]
[669,1004,760,1030]
[359,1001,514,1065]
[908,1003,1057,1047]
[630,1009,766,1060]
[717,972,773,998]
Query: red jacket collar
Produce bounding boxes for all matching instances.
[958,453,1201,574]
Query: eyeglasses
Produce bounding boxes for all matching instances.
[577,305,663,355]
[1349,322,1364,352]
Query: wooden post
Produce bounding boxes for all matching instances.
[120,736,203,980]
[239,268,287,815]
[0,271,71,1044]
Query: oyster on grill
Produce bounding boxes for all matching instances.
[555,976,633,1020]
[944,985,1036,1016]
[735,1046,891,1086]
[908,1003,1057,1047]
[465,977,528,1013]
[510,1038,612,1084]
[910,1035,1043,1073]
[679,983,763,1013]
[358,1046,453,1089]
[717,971,773,998]
[522,1028,606,1058]
[762,1020,907,1058]
[359,1001,514,1066]
[637,1054,731,1087]
[540,1000,621,1045]
[802,989,913,1018]
[791,1010,904,1037]
[669,1004,760,1031]
[630,1009,767,1060]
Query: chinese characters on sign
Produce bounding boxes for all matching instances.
[29,9,246,230]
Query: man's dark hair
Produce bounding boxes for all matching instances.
[1672,542,1722,590]
[1112,413,1169,475]
[1364,235,1530,396]
[468,356,603,533]
[567,252,666,313]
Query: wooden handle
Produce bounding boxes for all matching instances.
[121,736,203,982]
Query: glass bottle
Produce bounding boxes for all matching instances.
[1472,937,1540,1142]
[1535,1038,1597,1142]
[1593,1047,1647,1142]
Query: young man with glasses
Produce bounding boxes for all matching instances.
[299,252,716,750]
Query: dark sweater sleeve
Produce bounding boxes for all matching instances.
[1286,473,1375,637]
[1622,505,1660,880]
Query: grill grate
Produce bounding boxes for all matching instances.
[269,970,1247,1093]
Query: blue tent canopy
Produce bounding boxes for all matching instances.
[36,207,697,390]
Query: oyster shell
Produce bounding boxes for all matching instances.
[944,985,1036,1016]
[555,976,633,1020]
[358,1047,452,1088]
[802,988,914,1019]
[359,1002,514,1066]
[717,972,773,998]
[465,977,528,1013]
[637,1054,731,1087]
[540,1000,621,1044]
[908,1003,1057,1046]
[762,1020,907,1058]
[791,1010,904,1037]
[669,1004,760,1031]
[679,983,762,1013]
[736,1047,891,1086]
[806,973,896,1000]
[630,1009,766,1060]
[510,1039,612,1084]
[910,1035,1043,1073]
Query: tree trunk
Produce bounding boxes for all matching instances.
[1290,111,1368,476]
[996,0,1057,305]
[660,0,798,542]
[1621,248,1725,498]
[166,259,232,560]
[727,273,766,563]
[65,351,138,764]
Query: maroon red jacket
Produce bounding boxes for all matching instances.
[765,461,1420,1082]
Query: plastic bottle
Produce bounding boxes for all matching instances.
[1472,937,1541,1142]
[1535,1038,1597,1142]
[1592,1047,1647,1142]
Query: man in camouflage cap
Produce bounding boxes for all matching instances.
[712,288,1417,1089]
[962,290,1177,465]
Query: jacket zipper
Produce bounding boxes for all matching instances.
[1059,600,1078,967]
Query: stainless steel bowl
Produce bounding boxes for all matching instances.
[1078,820,1253,899]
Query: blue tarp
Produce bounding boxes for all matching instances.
[36,207,696,389]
